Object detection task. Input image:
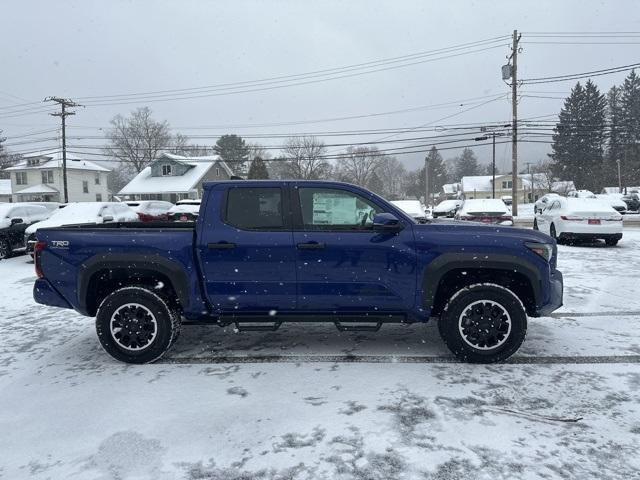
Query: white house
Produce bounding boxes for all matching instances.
[6,151,110,203]
[0,179,11,203]
[460,174,575,202]
[118,152,234,202]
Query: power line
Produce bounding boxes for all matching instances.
[520,62,640,85]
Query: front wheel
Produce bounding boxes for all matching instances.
[533,219,538,230]
[0,237,10,260]
[438,284,527,363]
[96,287,181,364]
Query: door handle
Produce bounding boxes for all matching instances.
[297,241,325,250]
[207,241,236,249]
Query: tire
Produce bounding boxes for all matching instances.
[95,287,181,364]
[438,283,527,363]
[533,219,538,230]
[0,237,10,260]
[550,224,561,244]
[605,238,619,246]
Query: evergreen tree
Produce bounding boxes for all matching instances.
[550,80,606,191]
[247,156,270,179]
[454,148,480,180]
[619,70,640,186]
[426,146,448,197]
[605,86,624,188]
[214,134,249,175]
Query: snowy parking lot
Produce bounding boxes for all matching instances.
[1,231,640,479]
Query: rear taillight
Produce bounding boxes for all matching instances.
[34,241,45,278]
[560,215,585,221]
[460,215,476,221]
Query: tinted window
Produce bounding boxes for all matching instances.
[225,188,284,230]
[298,187,380,230]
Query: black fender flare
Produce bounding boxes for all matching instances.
[421,253,542,310]
[78,253,191,315]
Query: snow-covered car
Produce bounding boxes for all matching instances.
[455,199,513,225]
[595,194,627,214]
[0,204,51,260]
[390,200,428,223]
[125,200,174,222]
[432,199,462,218]
[534,193,562,214]
[25,202,64,212]
[168,199,201,222]
[500,195,513,206]
[567,189,596,199]
[621,192,640,212]
[534,197,622,245]
[25,202,138,255]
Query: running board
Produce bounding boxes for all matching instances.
[334,321,383,332]
[234,321,282,332]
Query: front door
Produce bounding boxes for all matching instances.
[291,184,417,313]
[198,185,297,314]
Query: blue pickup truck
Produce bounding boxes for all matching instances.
[33,181,563,364]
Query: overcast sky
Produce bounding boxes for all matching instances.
[2,0,639,172]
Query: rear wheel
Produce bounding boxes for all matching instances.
[533,219,538,230]
[438,284,527,363]
[550,223,561,244]
[96,287,181,364]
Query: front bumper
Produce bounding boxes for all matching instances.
[33,278,72,309]
[536,269,563,317]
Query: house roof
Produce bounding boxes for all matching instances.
[119,154,232,195]
[14,183,59,194]
[0,179,11,196]
[461,174,551,192]
[442,182,460,194]
[6,150,111,172]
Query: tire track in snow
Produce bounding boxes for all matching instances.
[550,311,640,318]
[163,354,640,365]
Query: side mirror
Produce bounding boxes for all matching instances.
[10,218,23,225]
[102,215,114,223]
[372,212,403,232]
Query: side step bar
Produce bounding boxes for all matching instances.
[234,322,282,332]
[334,321,383,332]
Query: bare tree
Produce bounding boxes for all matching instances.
[168,133,213,156]
[281,136,331,179]
[534,160,556,193]
[105,107,172,173]
[376,155,406,199]
[334,146,382,188]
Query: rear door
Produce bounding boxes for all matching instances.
[197,184,297,313]
[291,183,417,313]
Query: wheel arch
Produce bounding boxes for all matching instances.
[78,254,190,316]
[422,253,541,317]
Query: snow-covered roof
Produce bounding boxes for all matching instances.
[442,183,460,194]
[14,183,59,194]
[160,152,234,177]
[0,179,11,196]
[461,175,494,192]
[6,150,110,172]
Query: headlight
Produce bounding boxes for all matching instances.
[525,242,553,262]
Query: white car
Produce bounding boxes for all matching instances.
[534,197,622,246]
[455,199,513,225]
[567,190,596,199]
[595,194,627,215]
[25,202,138,255]
[390,200,428,223]
[125,200,174,222]
[168,199,201,222]
[0,204,52,259]
[534,193,562,214]
[432,199,462,218]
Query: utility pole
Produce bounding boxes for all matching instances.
[617,159,622,193]
[525,161,534,203]
[44,97,81,203]
[510,29,521,216]
[492,132,496,199]
[424,155,429,207]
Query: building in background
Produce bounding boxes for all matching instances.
[0,179,11,202]
[118,152,234,202]
[6,151,110,203]
[460,174,574,203]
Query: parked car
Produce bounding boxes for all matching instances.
[0,204,51,260]
[432,199,462,218]
[595,194,627,214]
[455,199,513,225]
[567,190,596,199]
[621,192,640,212]
[390,200,428,223]
[167,199,201,222]
[26,202,64,212]
[25,202,138,256]
[500,195,512,206]
[125,200,174,222]
[534,193,562,214]
[33,180,563,364]
[534,197,622,245]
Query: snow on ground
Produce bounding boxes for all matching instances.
[1,231,640,479]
